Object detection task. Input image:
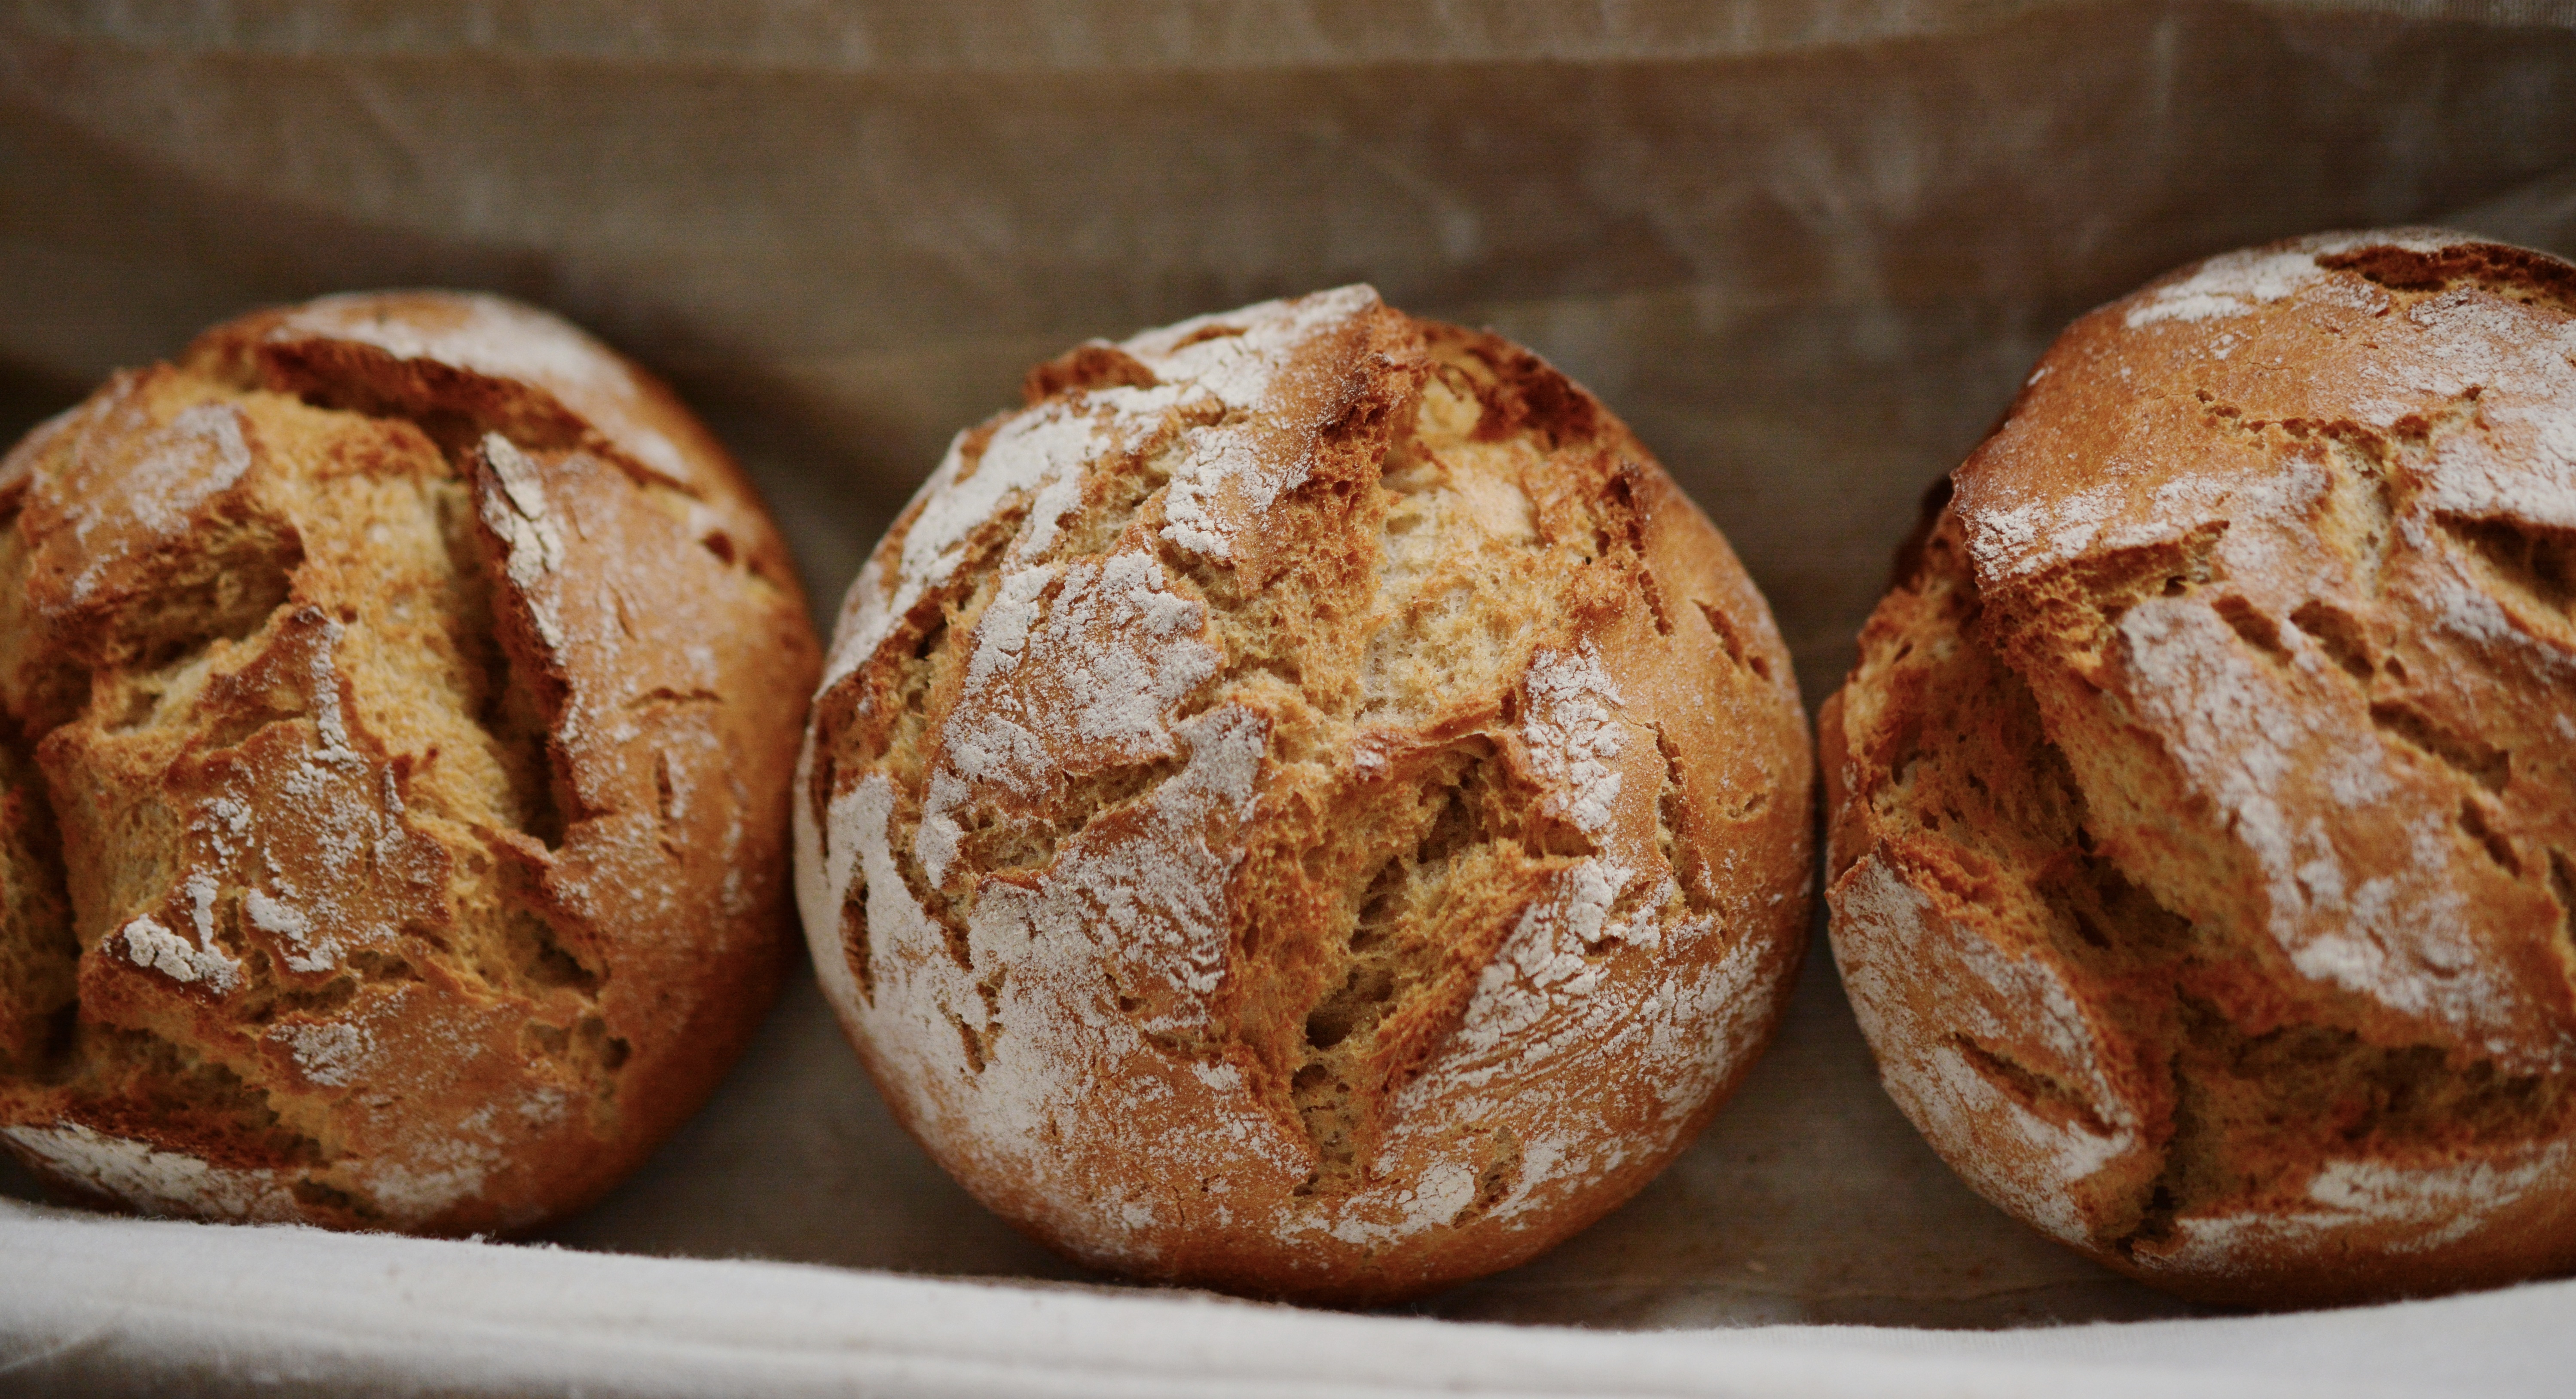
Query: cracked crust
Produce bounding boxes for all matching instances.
[797,288,1812,1304]
[1824,230,2576,1306]
[0,292,818,1234]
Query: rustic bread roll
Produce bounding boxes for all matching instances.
[1824,230,2576,1306]
[797,287,1812,1303]
[0,292,818,1234]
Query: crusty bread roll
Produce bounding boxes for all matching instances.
[0,292,818,1234]
[1824,230,2576,1306]
[797,286,1812,1303]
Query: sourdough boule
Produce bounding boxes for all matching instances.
[1824,230,2576,1306]
[0,291,818,1234]
[797,286,1813,1303]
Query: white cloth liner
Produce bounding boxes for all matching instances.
[0,1197,2564,1399]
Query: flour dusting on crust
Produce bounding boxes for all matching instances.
[116,913,245,993]
[1519,644,1626,836]
[269,292,700,486]
[2124,245,2334,329]
[917,554,1221,887]
[0,290,814,1239]
[823,707,1291,1264]
[1835,859,2140,1246]
[823,287,1381,691]
[1842,230,2576,1304]
[1134,285,1381,560]
[1,1123,298,1222]
[2142,1139,2576,1283]
[799,293,1812,1299]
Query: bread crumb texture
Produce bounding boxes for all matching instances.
[1825,230,2576,1307]
[0,292,818,1234]
[797,288,1812,1303]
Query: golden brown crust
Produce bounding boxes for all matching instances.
[0,291,818,1234]
[797,288,1812,1304]
[1827,231,2576,1306]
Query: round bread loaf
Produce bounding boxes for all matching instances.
[0,292,818,1234]
[797,286,1812,1303]
[1824,230,2576,1306]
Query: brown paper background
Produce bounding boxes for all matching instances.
[3,0,2574,1329]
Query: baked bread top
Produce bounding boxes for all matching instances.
[1824,230,2576,1304]
[0,292,817,1234]
[799,287,1812,1303]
